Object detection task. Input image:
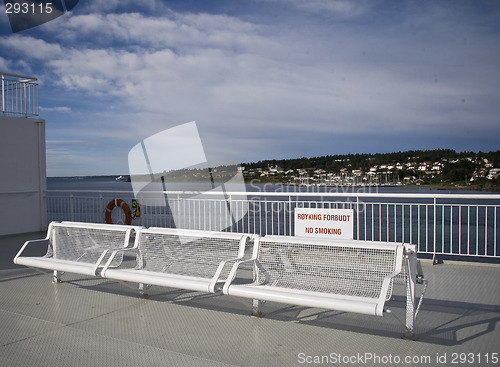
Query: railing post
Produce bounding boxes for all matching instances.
[23,82,27,117]
[432,197,437,263]
[356,195,360,240]
[1,74,5,115]
[70,193,74,222]
[99,193,103,223]
[229,193,233,232]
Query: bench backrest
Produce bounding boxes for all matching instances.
[136,228,248,279]
[48,222,136,266]
[253,236,404,300]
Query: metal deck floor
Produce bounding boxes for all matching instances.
[1,232,499,366]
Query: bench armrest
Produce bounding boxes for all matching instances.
[101,248,141,277]
[208,257,246,293]
[13,238,50,264]
[222,258,257,294]
[92,249,117,276]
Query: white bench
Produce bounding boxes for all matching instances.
[14,224,427,337]
[101,227,250,295]
[223,235,427,338]
[14,222,141,282]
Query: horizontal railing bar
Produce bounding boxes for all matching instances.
[0,71,37,81]
[0,190,42,195]
[46,189,500,200]
[47,190,134,195]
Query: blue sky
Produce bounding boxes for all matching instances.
[1,0,499,176]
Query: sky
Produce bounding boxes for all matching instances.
[1,0,499,177]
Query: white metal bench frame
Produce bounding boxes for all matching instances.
[101,227,250,295]
[223,235,427,337]
[13,221,141,282]
[14,223,427,338]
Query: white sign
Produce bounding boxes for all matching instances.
[294,208,354,239]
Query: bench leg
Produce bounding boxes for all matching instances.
[139,283,150,298]
[53,270,62,283]
[252,299,263,317]
[404,251,417,340]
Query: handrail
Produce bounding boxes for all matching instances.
[0,71,37,82]
[45,189,500,200]
[1,71,38,117]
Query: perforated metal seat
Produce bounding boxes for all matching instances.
[223,235,425,335]
[13,222,140,280]
[101,227,249,294]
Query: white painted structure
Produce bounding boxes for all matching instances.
[0,115,46,235]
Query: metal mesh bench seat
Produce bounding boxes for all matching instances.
[13,222,140,281]
[101,227,249,294]
[223,235,426,337]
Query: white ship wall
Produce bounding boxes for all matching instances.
[0,116,46,236]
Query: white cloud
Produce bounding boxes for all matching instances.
[47,139,100,147]
[254,0,371,17]
[2,1,499,175]
[47,10,263,53]
[0,56,11,70]
[38,7,499,142]
[76,0,163,14]
[39,106,72,113]
[0,35,63,60]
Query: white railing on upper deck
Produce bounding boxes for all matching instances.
[1,72,38,117]
[46,190,500,260]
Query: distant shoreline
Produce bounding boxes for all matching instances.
[244,179,500,193]
[46,175,500,193]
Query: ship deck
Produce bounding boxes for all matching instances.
[1,232,499,366]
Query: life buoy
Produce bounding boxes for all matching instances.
[105,199,132,225]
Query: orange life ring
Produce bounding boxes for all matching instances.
[105,199,132,225]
